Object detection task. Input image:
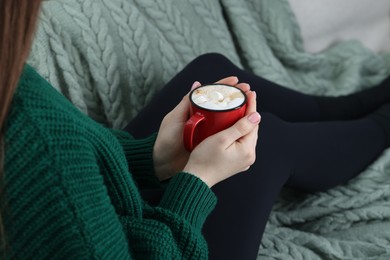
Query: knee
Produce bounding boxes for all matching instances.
[190,52,236,68]
[178,53,241,84]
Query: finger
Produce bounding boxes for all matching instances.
[191,81,202,90]
[245,90,257,116]
[237,125,259,165]
[238,111,260,143]
[239,124,259,150]
[170,94,191,120]
[215,76,239,86]
[235,82,251,93]
[218,111,261,146]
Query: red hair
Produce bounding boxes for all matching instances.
[0,0,43,255]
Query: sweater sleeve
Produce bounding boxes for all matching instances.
[109,129,218,258]
[109,129,161,189]
[120,172,217,259]
[6,122,216,259]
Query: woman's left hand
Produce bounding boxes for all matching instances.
[153,76,249,181]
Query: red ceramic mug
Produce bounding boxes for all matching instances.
[183,84,247,151]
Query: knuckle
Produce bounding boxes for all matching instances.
[216,134,230,146]
[234,122,249,137]
[235,121,250,136]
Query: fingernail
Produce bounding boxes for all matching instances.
[248,112,261,124]
[191,81,201,90]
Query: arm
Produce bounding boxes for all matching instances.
[6,125,216,259]
[120,173,216,259]
[5,64,221,259]
[109,129,161,189]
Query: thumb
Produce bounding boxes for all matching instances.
[219,112,261,145]
[169,94,190,120]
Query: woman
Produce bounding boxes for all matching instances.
[2,1,258,259]
[1,0,390,259]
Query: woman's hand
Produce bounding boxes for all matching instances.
[183,90,260,187]
[153,87,193,181]
[153,76,249,181]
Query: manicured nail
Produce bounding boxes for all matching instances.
[248,112,261,124]
[191,81,201,90]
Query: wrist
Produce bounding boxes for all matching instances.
[153,145,171,181]
[182,165,215,188]
[153,136,190,181]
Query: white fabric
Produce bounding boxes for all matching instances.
[288,0,390,53]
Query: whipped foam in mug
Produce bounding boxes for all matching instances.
[191,84,245,110]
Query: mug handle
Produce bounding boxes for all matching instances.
[183,112,205,151]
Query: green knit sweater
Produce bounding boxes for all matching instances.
[3,65,217,259]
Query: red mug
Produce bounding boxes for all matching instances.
[183,84,247,151]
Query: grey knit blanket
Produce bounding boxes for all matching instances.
[28,0,390,258]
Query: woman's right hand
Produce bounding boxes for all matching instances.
[182,91,260,187]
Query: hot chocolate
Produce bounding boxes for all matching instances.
[191,84,245,110]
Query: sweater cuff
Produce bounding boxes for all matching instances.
[159,173,217,230]
[110,129,160,189]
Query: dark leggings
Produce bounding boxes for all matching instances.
[125,53,386,260]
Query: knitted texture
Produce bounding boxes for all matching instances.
[26,0,390,259]
[4,65,217,259]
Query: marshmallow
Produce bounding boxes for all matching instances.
[192,85,245,110]
[210,91,224,101]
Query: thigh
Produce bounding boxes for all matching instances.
[126,53,321,138]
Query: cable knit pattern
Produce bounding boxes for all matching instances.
[26,0,390,258]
